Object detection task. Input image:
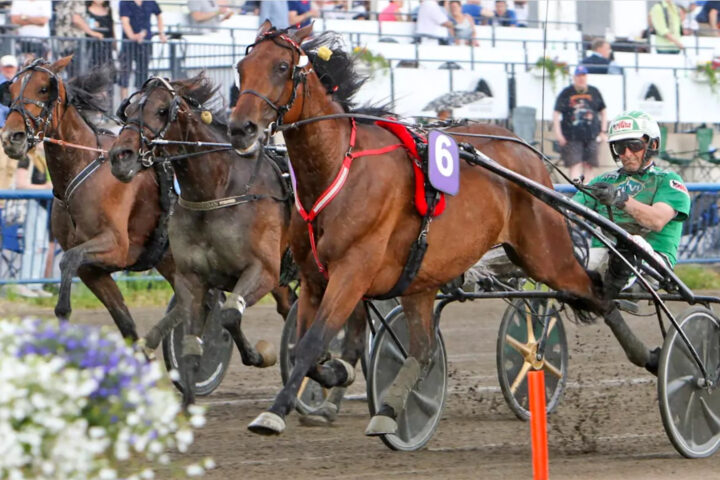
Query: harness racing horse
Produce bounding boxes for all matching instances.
[107,74,295,406]
[0,57,175,342]
[229,24,652,437]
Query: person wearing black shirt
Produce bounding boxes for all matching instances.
[552,65,608,180]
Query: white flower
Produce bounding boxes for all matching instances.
[99,468,118,479]
[202,457,217,470]
[140,468,155,479]
[185,464,205,477]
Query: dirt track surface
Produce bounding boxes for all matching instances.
[4,297,720,480]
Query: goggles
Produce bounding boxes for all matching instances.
[611,139,646,156]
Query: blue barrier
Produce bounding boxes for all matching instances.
[2,184,720,286]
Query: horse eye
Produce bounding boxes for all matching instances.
[158,108,168,116]
[40,87,48,94]
[278,62,289,73]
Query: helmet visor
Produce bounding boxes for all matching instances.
[611,138,646,156]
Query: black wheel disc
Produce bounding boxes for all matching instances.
[496,298,568,421]
[658,306,720,458]
[367,307,447,451]
[161,293,234,396]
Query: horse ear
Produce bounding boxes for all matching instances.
[292,23,314,43]
[49,55,73,74]
[258,19,272,36]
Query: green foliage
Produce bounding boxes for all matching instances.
[675,265,720,290]
[695,61,718,94]
[534,56,569,90]
[352,46,390,71]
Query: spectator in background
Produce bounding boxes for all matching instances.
[582,38,622,75]
[650,0,684,53]
[55,1,98,77]
[0,55,18,218]
[416,0,454,45]
[189,0,234,31]
[241,1,260,15]
[117,0,166,100]
[553,65,608,181]
[461,0,486,25]
[492,0,517,27]
[379,0,404,22]
[448,1,478,46]
[696,1,720,36]
[676,1,699,35]
[10,0,52,61]
[260,1,289,29]
[288,1,320,28]
[514,0,529,27]
[86,1,115,70]
[13,146,52,298]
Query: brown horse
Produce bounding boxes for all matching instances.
[107,73,295,406]
[0,57,175,341]
[229,24,654,436]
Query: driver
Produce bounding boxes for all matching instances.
[573,110,691,373]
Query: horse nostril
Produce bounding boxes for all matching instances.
[11,131,25,143]
[243,121,257,136]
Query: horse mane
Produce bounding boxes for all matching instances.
[302,31,367,113]
[66,63,115,127]
[170,72,228,130]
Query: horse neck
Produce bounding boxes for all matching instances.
[284,75,351,205]
[44,103,102,197]
[170,117,240,201]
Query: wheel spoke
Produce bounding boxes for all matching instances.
[505,334,532,357]
[699,397,720,436]
[409,389,439,418]
[667,375,695,397]
[381,334,407,366]
[546,316,557,336]
[397,408,412,442]
[510,361,532,395]
[542,359,563,379]
[526,311,536,344]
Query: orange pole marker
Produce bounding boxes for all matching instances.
[528,370,549,480]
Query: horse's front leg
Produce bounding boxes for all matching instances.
[270,285,293,320]
[55,232,128,326]
[220,261,278,368]
[366,289,438,436]
[77,265,138,341]
[248,266,370,435]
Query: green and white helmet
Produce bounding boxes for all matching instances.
[607,110,661,143]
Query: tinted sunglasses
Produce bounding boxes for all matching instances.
[611,139,646,156]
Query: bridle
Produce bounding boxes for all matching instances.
[0,58,65,149]
[236,30,313,129]
[116,76,187,167]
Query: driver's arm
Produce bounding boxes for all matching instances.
[622,200,676,232]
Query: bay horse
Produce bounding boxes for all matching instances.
[107,73,297,405]
[0,57,175,342]
[229,23,656,437]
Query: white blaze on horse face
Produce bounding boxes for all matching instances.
[234,69,240,89]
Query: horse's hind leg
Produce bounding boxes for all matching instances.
[77,265,138,340]
[270,285,293,320]
[221,261,277,368]
[366,290,437,436]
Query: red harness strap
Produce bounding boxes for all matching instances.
[293,118,403,277]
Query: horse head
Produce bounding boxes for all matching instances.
[229,20,314,153]
[109,76,190,183]
[0,56,71,159]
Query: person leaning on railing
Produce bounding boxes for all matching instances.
[9,0,52,61]
[649,0,684,53]
[188,0,234,31]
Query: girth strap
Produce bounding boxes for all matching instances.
[53,155,106,208]
[178,193,263,211]
[291,118,403,277]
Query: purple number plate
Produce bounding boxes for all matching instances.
[428,130,460,196]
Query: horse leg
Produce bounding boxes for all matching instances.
[220,261,277,368]
[248,266,370,435]
[270,285,293,320]
[366,290,437,436]
[299,302,368,427]
[77,265,138,341]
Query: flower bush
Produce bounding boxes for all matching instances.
[534,56,569,90]
[0,318,213,480]
[694,60,719,94]
[352,46,390,72]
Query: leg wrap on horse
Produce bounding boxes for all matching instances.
[383,357,421,416]
[604,308,650,367]
[222,293,246,315]
[182,334,204,357]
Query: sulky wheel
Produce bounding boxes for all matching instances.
[367,307,448,451]
[161,293,234,396]
[496,298,568,421]
[658,306,720,458]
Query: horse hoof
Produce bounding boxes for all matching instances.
[365,415,397,436]
[248,411,285,435]
[298,402,339,427]
[336,358,355,387]
[255,340,277,368]
[135,338,156,361]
